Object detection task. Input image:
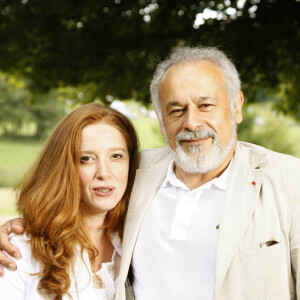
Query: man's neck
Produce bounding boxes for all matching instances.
[174,148,235,190]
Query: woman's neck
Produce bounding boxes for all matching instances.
[85,217,114,271]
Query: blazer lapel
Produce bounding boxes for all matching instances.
[214,143,266,295]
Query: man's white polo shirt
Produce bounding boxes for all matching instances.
[132,160,232,300]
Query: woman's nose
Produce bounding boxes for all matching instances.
[95,160,111,179]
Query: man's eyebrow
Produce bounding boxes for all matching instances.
[166,101,183,111]
[196,96,212,102]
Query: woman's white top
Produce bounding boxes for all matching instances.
[0,233,121,300]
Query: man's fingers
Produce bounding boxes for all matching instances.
[3,218,24,235]
[0,218,23,259]
[0,249,17,273]
[0,218,24,273]
[0,232,21,259]
[11,218,25,234]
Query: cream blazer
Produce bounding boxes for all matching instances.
[116,142,300,300]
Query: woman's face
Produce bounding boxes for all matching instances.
[79,121,129,217]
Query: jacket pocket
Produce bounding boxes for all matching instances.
[239,240,283,261]
[237,241,292,299]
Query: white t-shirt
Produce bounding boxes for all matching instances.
[132,160,231,300]
[0,233,121,300]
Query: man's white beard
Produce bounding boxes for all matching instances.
[172,123,237,174]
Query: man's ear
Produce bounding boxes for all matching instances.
[159,119,166,136]
[160,124,165,136]
[234,91,244,124]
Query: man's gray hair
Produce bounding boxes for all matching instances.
[150,46,241,123]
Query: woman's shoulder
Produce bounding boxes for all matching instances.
[9,233,31,256]
[9,233,40,272]
[0,233,40,298]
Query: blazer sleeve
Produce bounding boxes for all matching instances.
[290,185,300,299]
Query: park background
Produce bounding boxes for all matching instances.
[0,0,300,223]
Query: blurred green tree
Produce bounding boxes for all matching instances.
[0,74,65,139]
[238,103,298,156]
[0,0,299,118]
[30,91,66,139]
[0,74,31,136]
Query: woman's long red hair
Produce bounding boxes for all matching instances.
[15,103,139,298]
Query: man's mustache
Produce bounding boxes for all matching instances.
[176,128,217,144]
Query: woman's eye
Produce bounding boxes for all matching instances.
[112,153,122,159]
[80,156,93,163]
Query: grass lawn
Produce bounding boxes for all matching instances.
[0,139,42,220]
[0,188,17,213]
[0,138,43,187]
[0,187,18,221]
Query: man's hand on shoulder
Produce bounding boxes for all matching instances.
[0,218,24,275]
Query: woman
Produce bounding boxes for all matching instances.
[0,103,139,299]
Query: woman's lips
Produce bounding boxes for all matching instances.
[93,186,115,197]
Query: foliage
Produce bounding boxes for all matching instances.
[0,73,66,139]
[132,117,166,150]
[238,102,299,156]
[30,91,66,139]
[0,0,299,118]
[0,73,31,136]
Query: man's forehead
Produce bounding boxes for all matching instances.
[159,60,224,87]
[158,61,225,98]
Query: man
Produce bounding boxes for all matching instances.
[116,46,300,300]
[1,47,300,299]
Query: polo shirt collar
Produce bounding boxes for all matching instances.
[161,159,232,191]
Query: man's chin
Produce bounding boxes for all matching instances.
[182,145,208,156]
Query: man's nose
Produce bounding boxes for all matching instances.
[95,159,111,179]
[183,108,205,132]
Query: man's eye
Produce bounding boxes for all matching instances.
[170,109,184,115]
[200,103,212,108]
